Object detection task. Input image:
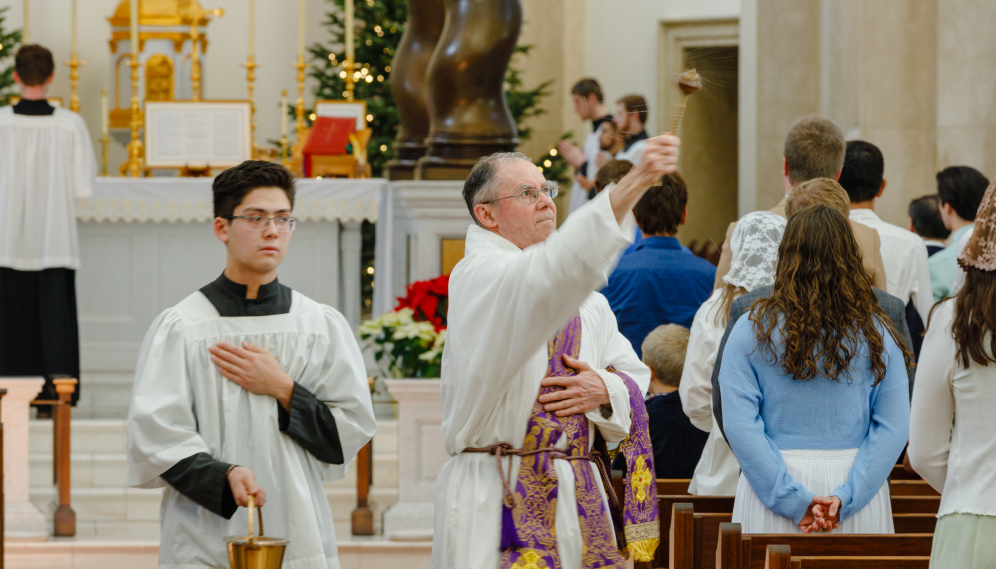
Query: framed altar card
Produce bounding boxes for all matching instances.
[144,101,251,168]
[314,100,368,131]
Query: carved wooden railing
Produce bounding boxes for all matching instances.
[351,440,375,535]
[29,378,77,537]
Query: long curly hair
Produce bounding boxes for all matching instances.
[749,205,909,384]
[952,267,996,368]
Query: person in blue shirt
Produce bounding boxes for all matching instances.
[720,205,911,535]
[601,172,715,358]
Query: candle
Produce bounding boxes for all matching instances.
[281,90,288,138]
[71,0,77,52]
[298,0,305,55]
[22,0,29,44]
[345,0,354,62]
[248,0,255,56]
[101,88,108,136]
[129,0,139,55]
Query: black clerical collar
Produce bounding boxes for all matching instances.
[13,98,55,116]
[592,115,612,132]
[199,273,292,317]
[623,130,648,152]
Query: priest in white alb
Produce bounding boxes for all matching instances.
[127,161,376,569]
[432,136,680,569]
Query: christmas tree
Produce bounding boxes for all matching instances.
[0,7,23,107]
[308,0,556,177]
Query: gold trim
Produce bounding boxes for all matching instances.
[109,31,192,54]
[145,54,174,101]
[625,537,660,563]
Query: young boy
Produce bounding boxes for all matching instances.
[127,161,376,569]
[639,324,708,478]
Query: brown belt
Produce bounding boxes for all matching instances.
[462,442,618,509]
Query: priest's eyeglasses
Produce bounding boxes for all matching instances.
[222,215,298,232]
[481,182,559,205]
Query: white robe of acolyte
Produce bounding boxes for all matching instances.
[431,187,651,569]
[0,106,95,270]
[127,290,376,569]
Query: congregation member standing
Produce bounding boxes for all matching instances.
[433,137,680,569]
[680,211,785,496]
[721,205,911,534]
[557,79,613,214]
[908,195,950,257]
[127,161,376,569]
[839,140,933,356]
[930,166,989,301]
[714,116,888,291]
[0,45,95,414]
[613,94,651,164]
[910,180,996,569]
[601,173,715,358]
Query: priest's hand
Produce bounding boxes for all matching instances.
[209,341,295,411]
[537,355,611,417]
[228,466,266,508]
[557,139,586,169]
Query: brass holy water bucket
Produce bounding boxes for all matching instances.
[226,495,289,569]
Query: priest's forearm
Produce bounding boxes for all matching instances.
[161,452,238,520]
[278,382,345,464]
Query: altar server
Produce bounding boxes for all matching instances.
[433,135,679,569]
[0,45,95,411]
[127,161,376,569]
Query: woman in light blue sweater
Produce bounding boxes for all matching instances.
[720,203,911,534]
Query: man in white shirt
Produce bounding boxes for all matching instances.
[557,79,613,214]
[432,135,679,569]
[613,94,650,164]
[0,45,95,413]
[839,141,933,348]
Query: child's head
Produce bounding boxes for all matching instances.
[640,324,690,391]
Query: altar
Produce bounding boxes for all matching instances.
[76,177,384,372]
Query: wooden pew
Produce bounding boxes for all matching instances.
[764,545,929,568]
[891,464,921,480]
[716,523,932,569]
[658,496,737,568]
[891,496,941,514]
[889,480,939,496]
[658,478,692,495]
[892,514,936,534]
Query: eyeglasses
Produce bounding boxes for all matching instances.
[222,215,298,232]
[481,182,559,205]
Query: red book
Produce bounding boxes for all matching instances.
[302,116,356,176]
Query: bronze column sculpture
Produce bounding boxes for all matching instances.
[415,0,522,180]
[385,0,446,181]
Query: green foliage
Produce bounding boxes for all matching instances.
[0,7,23,107]
[309,0,553,175]
[534,133,574,187]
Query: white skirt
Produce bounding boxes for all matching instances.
[732,448,893,534]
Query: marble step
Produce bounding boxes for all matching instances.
[30,451,398,489]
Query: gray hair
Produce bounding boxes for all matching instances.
[463,151,533,226]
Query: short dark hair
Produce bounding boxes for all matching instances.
[571,79,603,103]
[633,172,687,236]
[594,160,633,194]
[15,45,55,86]
[212,160,296,218]
[783,115,845,186]
[908,195,950,240]
[937,166,990,221]
[839,140,884,203]
[617,94,648,126]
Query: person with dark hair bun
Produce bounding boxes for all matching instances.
[930,165,990,301]
[908,195,949,256]
[127,160,376,568]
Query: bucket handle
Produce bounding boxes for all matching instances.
[247,494,266,542]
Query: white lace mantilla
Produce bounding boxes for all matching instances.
[78,177,385,223]
[723,211,786,292]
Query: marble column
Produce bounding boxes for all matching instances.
[416,0,522,180]
[0,378,47,540]
[385,0,446,181]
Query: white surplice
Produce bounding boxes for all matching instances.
[678,289,740,496]
[432,187,651,569]
[127,290,376,569]
[0,106,95,270]
[567,122,608,214]
[849,209,933,322]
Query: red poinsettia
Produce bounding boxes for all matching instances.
[395,274,449,331]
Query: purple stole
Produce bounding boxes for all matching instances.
[500,313,659,569]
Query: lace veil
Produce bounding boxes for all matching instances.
[959,180,996,272]
[722,211,787,291]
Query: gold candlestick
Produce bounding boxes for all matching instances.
[124,54,145,177]
[294,53,307,146]
[345,58,355,101]
[181,6,224,101]
[100,133,109,176]
[66,52,85,113]
[242,54,258,157]
[280,135,290,168]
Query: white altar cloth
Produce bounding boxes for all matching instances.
[78,177,385,224]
